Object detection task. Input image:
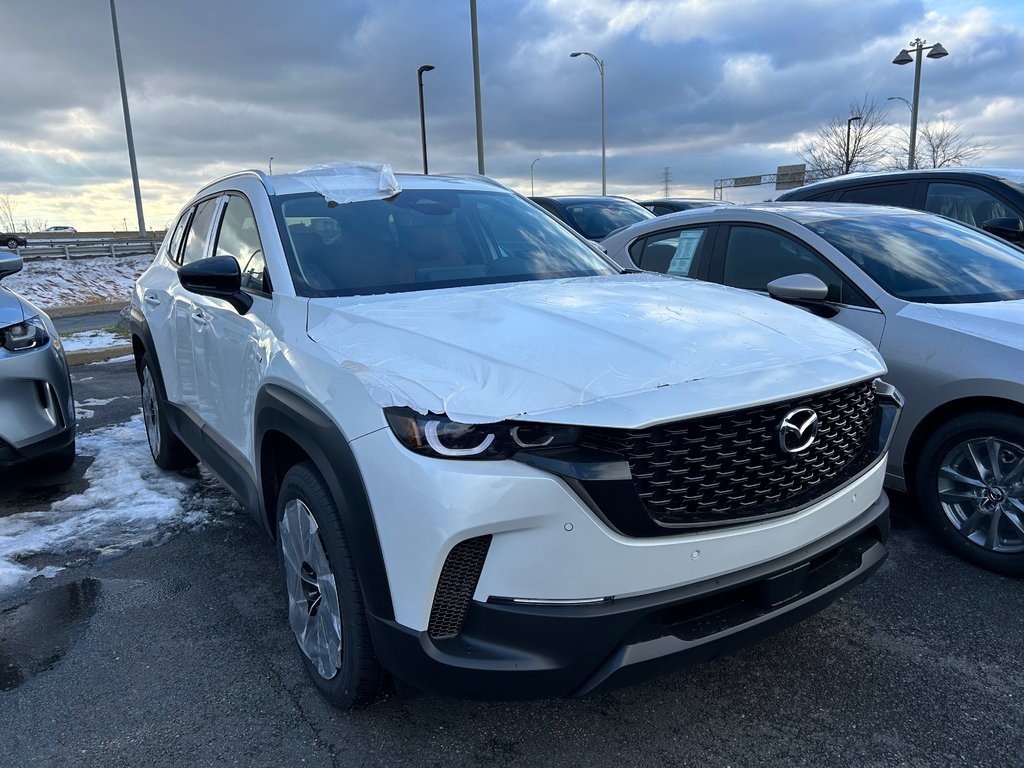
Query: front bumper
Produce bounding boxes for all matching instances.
[0,337,76,467]
[368,491,890,699]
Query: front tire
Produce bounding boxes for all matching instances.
[915,411,1024,576]
[6,238,18,249]
[276,461,388,709]
[139,354,196,470]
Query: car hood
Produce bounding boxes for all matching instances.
[307,274,885,427]
[899,299,1024,351]
[0,286,28,328]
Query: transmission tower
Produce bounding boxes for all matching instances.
[662,167,671,197]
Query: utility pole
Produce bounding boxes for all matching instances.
[662,167,671,197]
[109,0,145,237]
[470,0,485,174]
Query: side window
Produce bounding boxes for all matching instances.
[636,228,707,277]
[721,226,868,307]
[214,194,268,293]
[167,208,193,264]
[180,198,219,265]
[652,204,675,216]
[837,183,914,208]
[925,182,1014,228]
[806,191,835,202]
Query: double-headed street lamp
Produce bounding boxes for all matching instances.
[892,38,948,170]
[844,115,862,174]
[417,64,435,175]
[570,51,606,195]
[530,157,541,196]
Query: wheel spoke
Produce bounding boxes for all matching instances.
[960,507,987,537]
[965,442,990,482]
[986,439,1004,482]
[938,489,978,505]
[939,465,986,489]
[986,507,1004,550]
[1002,504,1024,538]
[1002,456,1024,487]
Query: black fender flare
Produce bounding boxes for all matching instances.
[254,384,395,622]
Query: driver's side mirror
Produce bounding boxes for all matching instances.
[178,255,253,314]
[0,253,23,281]
[767,273,837,318]
[981,217,1024,244]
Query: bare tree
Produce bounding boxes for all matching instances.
[917,119,987,168]
[799,96,892,178]
[0,195,17,233]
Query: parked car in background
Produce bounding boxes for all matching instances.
[3,234,28,249]
[776,168,1024,244]
[603,203,1024,575]
[529,195,654,240]
[44,226,77,233]
[640,198,733,215]
[132,164,899,708]
[0,252,76,471]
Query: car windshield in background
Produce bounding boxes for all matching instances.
[273,189,616,297]
[565,201,653,240]
[805,214,1024,303]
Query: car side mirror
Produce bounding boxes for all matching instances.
[178,255,253,314]
[0,253,23,280]
[767,273,837,318]
[981,217,1024,243]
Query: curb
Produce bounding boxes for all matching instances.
[67,344,134,366]
[46,302,129,319]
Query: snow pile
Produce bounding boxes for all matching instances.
[4,252,154,309]
[0,416,206,592]
[61,329,128,353]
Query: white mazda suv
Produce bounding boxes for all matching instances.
[131,163,900,708]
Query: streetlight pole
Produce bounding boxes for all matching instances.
[845,115,862,174]
[108,0,145,236]
[268,156,274,175]
[886,97,914,169]
[469,0,485,174]
[530,157,540,196]
[892,38,948,170]
[417,65,435,175]
[570,51,606,195]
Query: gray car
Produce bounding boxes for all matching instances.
[602,203,1024,575]
[0,252,75,470]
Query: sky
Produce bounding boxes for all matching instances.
[3,0,1023,231]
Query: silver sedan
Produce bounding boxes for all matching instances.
[602,203,1024,575]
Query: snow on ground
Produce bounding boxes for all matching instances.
[4,252,153,309]
[61,329,128,352]
[0,416,207,592]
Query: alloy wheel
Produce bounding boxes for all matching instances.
[937,436,1024,554]
[280,498,342,679]
[141,367,161,459]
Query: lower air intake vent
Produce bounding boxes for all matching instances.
[427,535,492,639]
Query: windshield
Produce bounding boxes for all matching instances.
[272,188,616,297]
[805,214,1024,303]
[563,200,654,240]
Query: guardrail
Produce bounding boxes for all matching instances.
[9,236,163,261]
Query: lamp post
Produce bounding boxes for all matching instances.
[108,0,145,237]
[530,157,540,196]
[417,64,435,175]
[570,51,606,195]
[845,115,862,174]
[892,38,948,170]
[886,97,914,169]
[268,156,274,175]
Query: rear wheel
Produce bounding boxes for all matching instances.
[6,238,18,249]
[139,354,196,470]
[916,411,1024,576]
[276,461,388,709]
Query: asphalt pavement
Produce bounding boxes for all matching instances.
[0,360,1022,767]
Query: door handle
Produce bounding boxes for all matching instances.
[144,293,161,306]
[190,308,210,326]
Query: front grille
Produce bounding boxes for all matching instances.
[427,535,492,640]
[580,381,876,529]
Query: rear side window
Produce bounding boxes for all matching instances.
[635,228,707,277]
[181,198,219,265]
[215,194,268,293]
[166,208,192,264]
[925,182,1015,227]
[837,183,914,207]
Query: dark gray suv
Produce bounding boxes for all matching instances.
[776,168,1024,244]
[0,253,76,470]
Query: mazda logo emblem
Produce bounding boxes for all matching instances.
[778,407,819,454]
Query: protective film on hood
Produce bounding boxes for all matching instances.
[307,274,883,425]
[288,162,401,205]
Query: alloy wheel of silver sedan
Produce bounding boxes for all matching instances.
[280,498,343,680]
[937,436,1024,554]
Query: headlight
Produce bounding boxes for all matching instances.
[385,409,582,460]
[1,316,49,352]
